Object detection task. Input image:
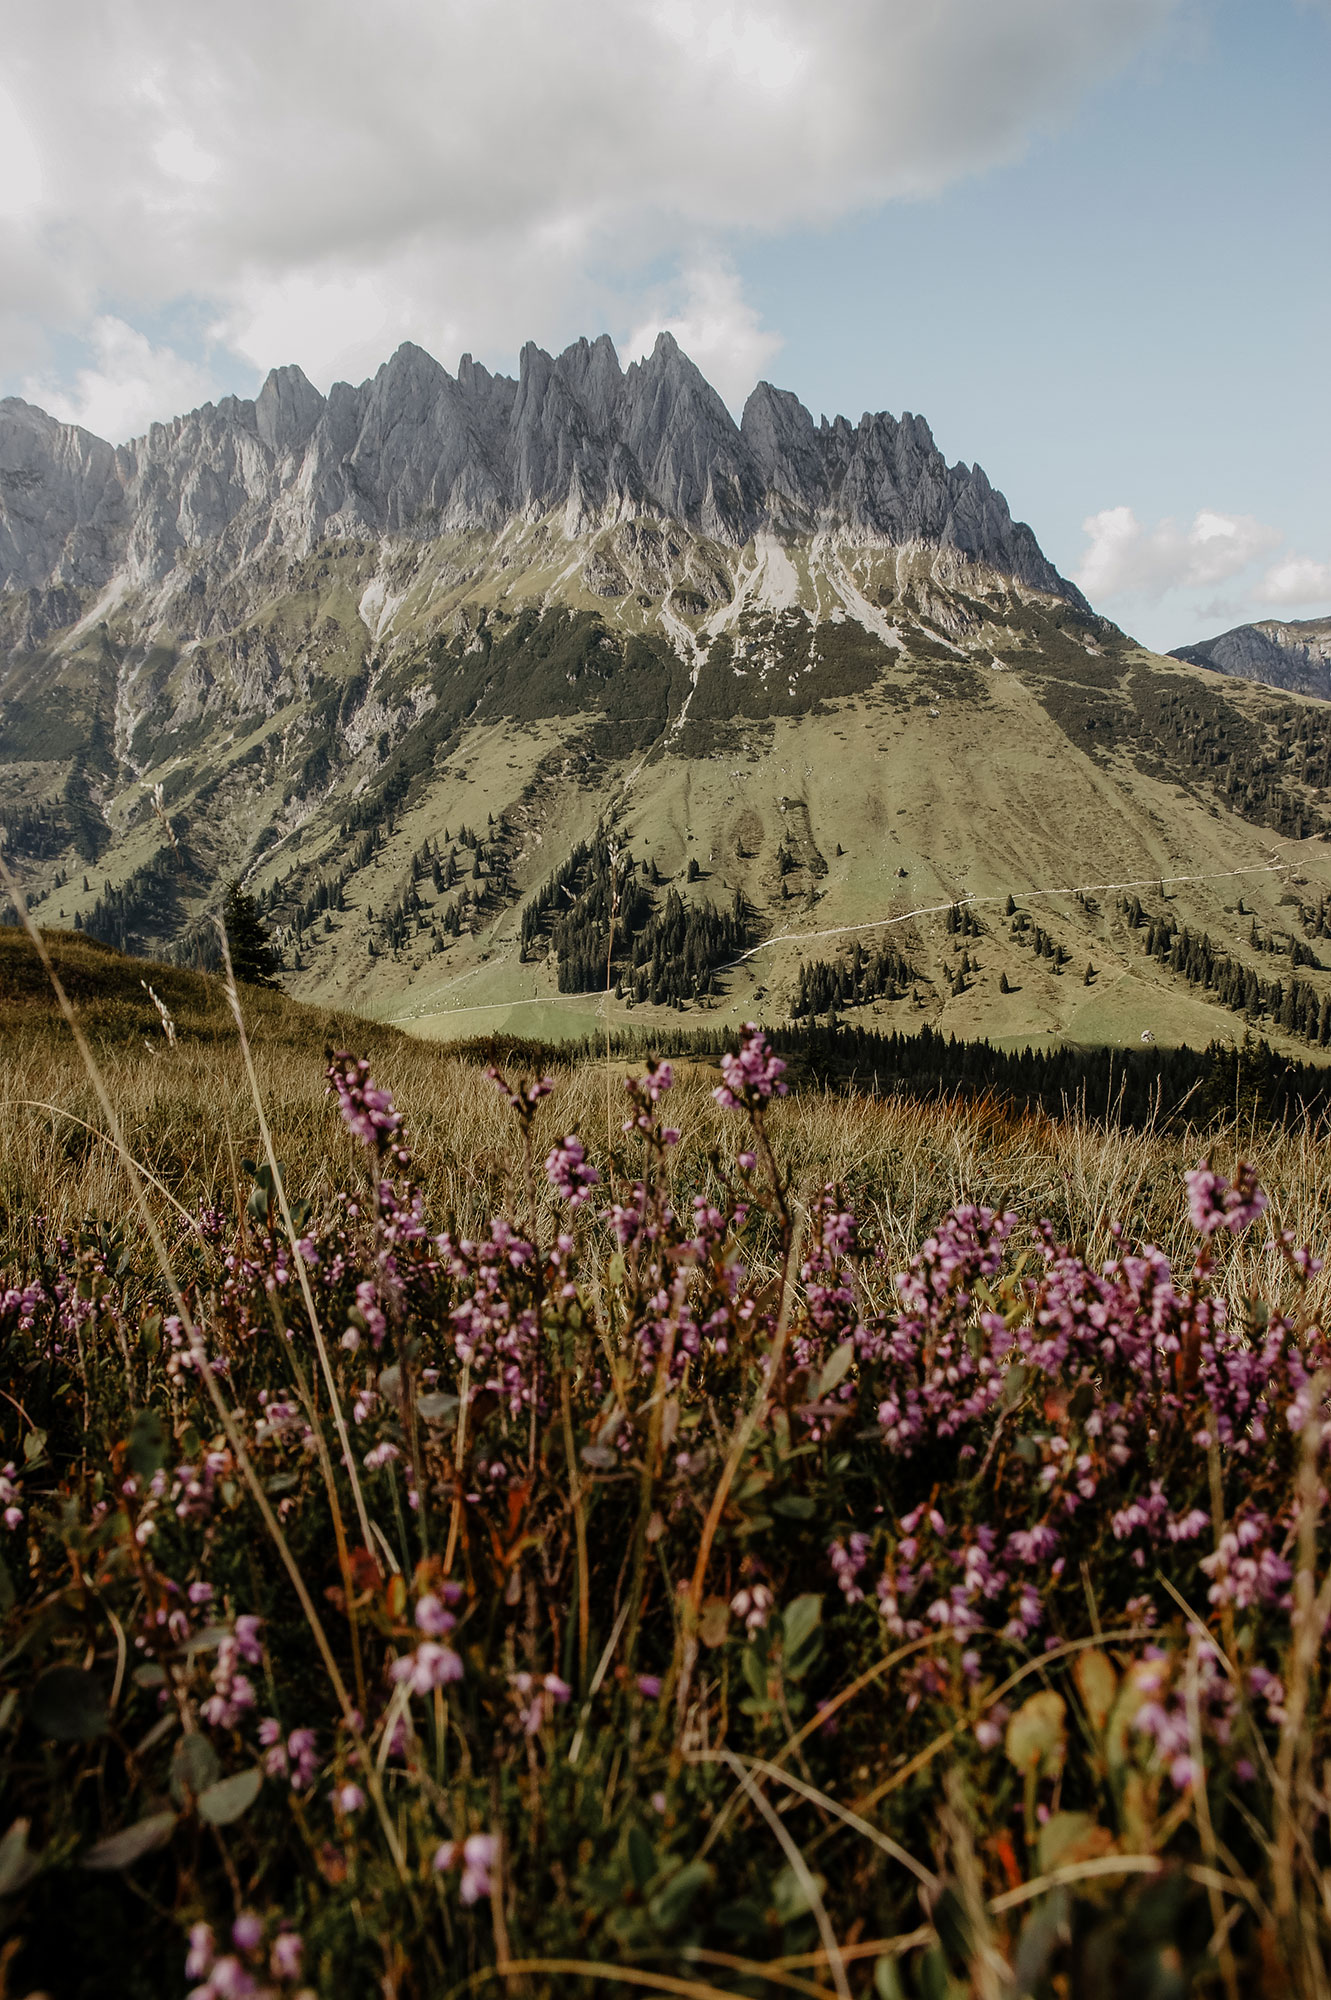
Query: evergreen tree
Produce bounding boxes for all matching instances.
[222,882,278,986]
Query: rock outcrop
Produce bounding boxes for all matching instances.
[0,332,1082,606]
[1171,616,1331,702]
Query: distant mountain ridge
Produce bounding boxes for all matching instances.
[0,331,1079,607]
[1171,615,1331,702]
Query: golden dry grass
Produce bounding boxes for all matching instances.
[4,986,1331,1339]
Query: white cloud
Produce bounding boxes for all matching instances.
[0,0,1177,421]
[624,262,784,411]
[1253,554,1331,610]
[1074,505,1282,603]
[22,318,220,445]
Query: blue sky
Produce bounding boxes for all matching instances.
[2,0,1326,651]
[733,0,1331,647]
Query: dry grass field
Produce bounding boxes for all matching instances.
[2,925,1331,1998]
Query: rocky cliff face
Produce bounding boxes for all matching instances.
[1171,616,1331,702]
[0,331,1081,607]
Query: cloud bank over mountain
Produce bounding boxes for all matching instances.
[2,0,1176,430]
[1075,505,1331,634]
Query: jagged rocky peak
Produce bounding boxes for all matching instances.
[254,364,325,456]
[0,331,1082,602]
[1171,615,1331,702]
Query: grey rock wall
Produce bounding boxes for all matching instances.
[1171,617,1331,701]
[0,330,1082,604]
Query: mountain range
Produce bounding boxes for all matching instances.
[1171,615,1331,703]
[2,332,1330,1060]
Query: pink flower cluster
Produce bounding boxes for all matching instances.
[1184,1159,1268,1237]
[326,1051,410,1167]
[390,1592,465,1696]
[201,1616,262,1729]
[259,1720,320,1790]
[185,1914,305,1999]
[434,1832,499,1905]
[713,1025,787,1109]
[545,1135,599,1207]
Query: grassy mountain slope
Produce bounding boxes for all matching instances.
[4,521,1331,1060]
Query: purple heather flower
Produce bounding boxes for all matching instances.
[415,1592,456,1637]
[731,1582,772,1634]
[486,1066,555,1113]
[1185,1160,1268,1237]
[460,1833,498,1905]
[545,1135,599,1207]
[186,1924,216,1980]
[391,1641,464,1695]
[231,1914,263,1955]
[326,1052,410,1165]
[269,1933,304,1983]
[287,1727,320,1791]
[205,1959,254,2000]
[714,1025,787,1110]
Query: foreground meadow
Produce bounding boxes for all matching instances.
[3,932,1331,1997]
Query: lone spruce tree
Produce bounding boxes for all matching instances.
[222,882,278,987]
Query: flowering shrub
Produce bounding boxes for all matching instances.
[1,1027,1330,1995]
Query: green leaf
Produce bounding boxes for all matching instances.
[27,1666,108,1741]
[197,1768,263,1826]
[772,1494,816,1520]
[127,1409,168,1477]
[1000,1363,1029,1413]
[22,1429,45,1467]
[417,1393,459,1424]
[82,1811,177,1870]
[817,1341,855,1398]
[1073,1648,1118,1735]
[132,1664,166,1690]
[265,1472,300,1496]
[698,1597,730,1649]
[0,1819,39,1897]
[873,1955,906,2000]
[171,1733,220,1805]
[782,1593,822,1661]
[1004,1691,1066,1778]
[627,1824,656,1892]
[917,1944,965,2000]
[1037,1811,1111,1873]
[741,1647,768,1702]
[771,1862,825,1924]
[649,1859,711,1930]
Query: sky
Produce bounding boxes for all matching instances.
[0,0,1326,652]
